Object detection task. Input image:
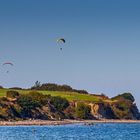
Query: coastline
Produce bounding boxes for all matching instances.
[0,119,140,126]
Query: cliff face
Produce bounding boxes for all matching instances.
[0,92,139,121]
[0,100,66,121]
[89,103,117,119]
[73,93,140,120]
[89,102,140,120]
[130,104,140,119]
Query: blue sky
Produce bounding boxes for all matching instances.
[0,0,140,108]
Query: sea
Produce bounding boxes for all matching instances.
[0,123,139,140]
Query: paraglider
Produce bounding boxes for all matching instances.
[2,62,14,73]
[57,38,66,50]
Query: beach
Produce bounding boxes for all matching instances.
[0,119,140,126]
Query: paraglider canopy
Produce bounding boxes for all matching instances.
[3,62,14,66]
[57,38,66,50]
[2,62,14,73]
[57,38,66,43]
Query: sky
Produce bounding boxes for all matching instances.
[0,0,140,108]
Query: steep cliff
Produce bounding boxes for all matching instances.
[0,91,139,120]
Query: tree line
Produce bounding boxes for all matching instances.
[31,81,88,94]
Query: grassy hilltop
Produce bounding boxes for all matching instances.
[0,89,103,102]
[0,83,139,121]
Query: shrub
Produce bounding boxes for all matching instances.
[31,82,89,94]
[0,97,8,102]
[100,93,109,99]
[28,91,50,106]
[73,89,88,94]
[17,95,40,117]
[112,93,135,102]
[120,93,135,102]
[75,102,91,119]
[9,87,22,90]
[6,91,19,98]
[37,83,73,91]
[50,96,69,111]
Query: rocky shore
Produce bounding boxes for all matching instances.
[0,119,140,126]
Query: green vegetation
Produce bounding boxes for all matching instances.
[17,94,40,118]
[6,90,19,98]
[16,91,50,118]
[112,93,135,102]
[0,83,109,102]
[31,82,88,94]
[0,84,139,120]
[0,88,136,104]
[75,102,91,119]
[0,89,8,97]
[27,91,50,106]
[0,88,102,102]
[111,99,133,119]
[50,96,69,111]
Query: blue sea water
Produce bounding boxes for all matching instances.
[0,123,139,140]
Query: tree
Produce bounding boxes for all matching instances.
[31,81,41,90]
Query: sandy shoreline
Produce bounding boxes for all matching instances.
[0,119,140,126]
